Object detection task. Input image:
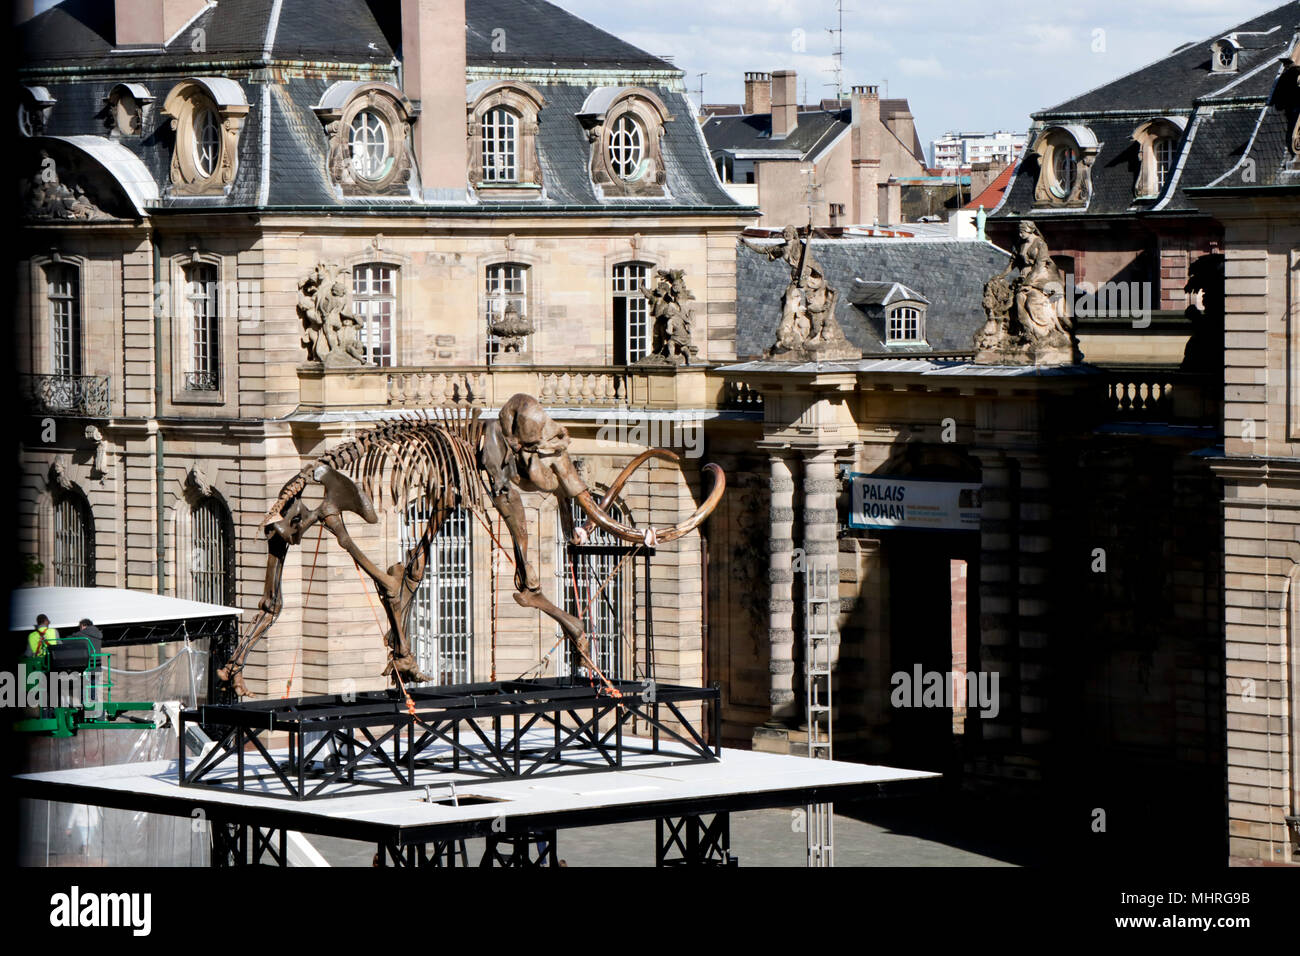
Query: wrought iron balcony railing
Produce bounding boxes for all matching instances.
[24,373,111,417]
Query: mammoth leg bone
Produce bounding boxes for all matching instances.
[492,483,596,675]
[219,532,289,699]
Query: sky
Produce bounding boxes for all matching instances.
[558,0,1289,152]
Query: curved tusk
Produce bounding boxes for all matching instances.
[573,463,726,546]
[575,447,680,538]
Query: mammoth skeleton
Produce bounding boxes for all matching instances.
[219,393,725,698]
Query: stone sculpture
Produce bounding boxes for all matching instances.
[488,301,535,356]
[636,268,699,365]
[298,263,365,365]
[973,221,1077,365]
[742,226,860,361]
[219,394,727,698]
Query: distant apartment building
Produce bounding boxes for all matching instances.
[930,130,1026,169]
[701,71,927,227]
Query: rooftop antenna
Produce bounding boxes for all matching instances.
[824,0,849,101]
[695,71,707,111]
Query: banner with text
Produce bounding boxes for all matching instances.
[848,474,982,531]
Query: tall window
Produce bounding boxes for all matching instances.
[194,108,220,178]
[481,108,518,182]
[612,262,651,365]
[557,498,631,679]
[484,263,528,360]
[1053,146,1077,197]
[402,502,473,684]
[608,114,645,181]
[53,491,92,587]
[47,263,81,378]
[887,305,923,343]
[184,263,220,391]
[1154,137,1175,190]
[349,109,390,181]
[352,263,396,366]
[191,497,232,606]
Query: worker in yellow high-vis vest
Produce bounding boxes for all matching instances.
[27,614,59,657]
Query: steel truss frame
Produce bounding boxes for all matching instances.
[655,812,736,867]
[210,819,287,867]
[180,677,720,800]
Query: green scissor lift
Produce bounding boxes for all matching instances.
[14,636,158,737]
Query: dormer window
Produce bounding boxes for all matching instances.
[887,304,924,344]
[103,83,153,138]
[313,81,415,197]
[1211,37,1239,73]
[19,86,56,137]
[1032,124,1099,208]
[579,87,671,198]
[1131,117,1186,199]
[467,81,544,197]
[161,78,249,195]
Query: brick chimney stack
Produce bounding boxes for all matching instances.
[402,0,468,201]
[771,69,798,138]
[743,72,771,116]
[851,85,882,224]
[114,0,210,47]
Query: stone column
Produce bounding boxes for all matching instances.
[802,449,842,719]
[766,452,798,726]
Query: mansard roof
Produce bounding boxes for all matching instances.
[735,237,1008,359]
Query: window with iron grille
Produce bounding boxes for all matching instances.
[184,262,220,391]
[612,262,651,365]
[47,263,81,378]
[401,502,473,684]
[481,108,518,182]
[887,305,923,343]
[555,497,632,679]
[484,262,528,361]
[194,108,220,178]
[352,263,396,366]
[191,497,233,606]
[53,491,92,587]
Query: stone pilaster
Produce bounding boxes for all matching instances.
[766,452,798,725]
[802,449,842,720]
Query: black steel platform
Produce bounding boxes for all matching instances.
[180,677,720,800]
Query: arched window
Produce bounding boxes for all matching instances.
[349,109,390,181]
[190,496,233,606]
[52,489,93,587]
[481,108,518,182]
[193,108,220,178]
[47,262,81,380]
[612,262,652,365]
[351,263,396,366]
[1032,125,1097,208]
[183,262,219,391]
[1052,146,1077,199]
[401,502,473,684]
[557,497,633,679]
[608,114,645,181]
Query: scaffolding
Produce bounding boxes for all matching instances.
[805,564,834,866]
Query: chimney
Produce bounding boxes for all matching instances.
[771,70,797,139]
[114,0,209,48]
[877,180,902,227]
[743,72,771,116]
[850,86,882,223]
[402,0,468,201]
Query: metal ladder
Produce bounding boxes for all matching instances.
[805,564,834,867]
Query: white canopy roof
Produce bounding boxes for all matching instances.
[9,587,241,632]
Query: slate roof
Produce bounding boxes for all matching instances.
[992,2,1300,221]
[702,109,849,161]
[18,1,741,213]
[19,0,675,70]
[735,238,1009,359]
